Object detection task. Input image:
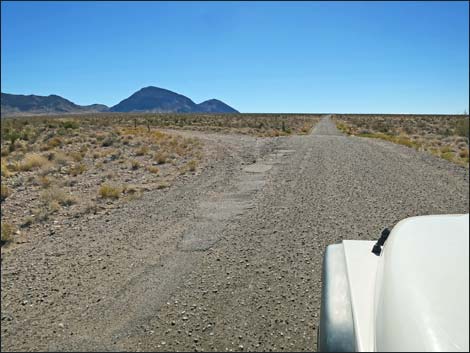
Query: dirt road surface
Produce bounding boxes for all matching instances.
[1,116,468,351]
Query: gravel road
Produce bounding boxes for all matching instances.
[1,116,468,352]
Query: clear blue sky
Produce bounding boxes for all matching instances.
[1,1,469,113]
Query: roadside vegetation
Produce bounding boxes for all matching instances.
[40,112,319,136]
[0,113,321,248]
[0,116,205,247]
[333,114,469,167]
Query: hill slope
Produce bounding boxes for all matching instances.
[197,99,239,113]
[110,86,238,113]
[109,86,199,113]
[1,93,108,116]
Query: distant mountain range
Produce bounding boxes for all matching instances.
[0,93,108,116]
[0,86,238,116]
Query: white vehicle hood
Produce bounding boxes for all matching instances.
[374,214,469,352]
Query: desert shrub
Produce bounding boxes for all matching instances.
[156,182,170,189]
[440,128,453,136]
[1,184,11,201]
[1,159,11,177]
[459,149,469,159]
[395,136,414,148]
[69,151,85,162]
[47,200,60,213]
[4,130,21,152]
[101,134,118,147]
[147,165,160,174]
[1,222,15,246]
[130,160,141,170]
[19,127,37,142]
[301,124,311,134]
[441,152,454,162]
[454,118,469,138]
[1,147,9,157]
[17,153,49,171]
[41,187,76,207]
[376,123,391,133]
[46,137,63,149]
[99,183,122,199]
[440,146,453,154]
[154,152,168,164]
[68,163,87,176]
[135,145,149,156]
[49,151,70,166]
[37,175,52,188]
[21,216,34,228]
[122,184,139,195]
[105,171,116,180]
[61,120,80,129]
[187,159,198,172]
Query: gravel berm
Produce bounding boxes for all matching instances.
[1,116,468,352]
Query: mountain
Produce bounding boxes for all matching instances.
[110,86,238,113]
[109,86,198,113]
[1,93,108,116]
[84,104,109,111]
[1,86,239,116]
[198,99,239,113]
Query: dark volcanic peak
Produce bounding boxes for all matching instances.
[198,99,239,113]
[1,92,108,116]
[110,86,239,114]
[109,86,199,113]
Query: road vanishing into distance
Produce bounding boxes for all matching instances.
[2,116,468,351]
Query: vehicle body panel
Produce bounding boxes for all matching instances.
[318,244,356,352]
[319,213,469,352]
[342,240,378,352]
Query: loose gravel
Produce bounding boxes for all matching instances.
[1,117,468,352]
